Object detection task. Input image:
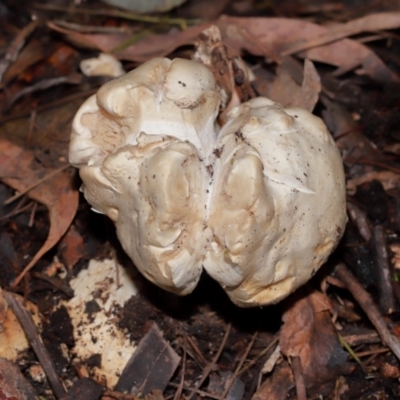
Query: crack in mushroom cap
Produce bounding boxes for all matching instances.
[69,58,347,306]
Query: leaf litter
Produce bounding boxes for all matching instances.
[1,1,400,399]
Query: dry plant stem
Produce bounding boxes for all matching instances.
[342,332,380,346]
[35,3,199,27]
[291,356,307,400]
[3,291,66,399]
[168,382,221,400]
[0,20,39,81]
[186,323,231,400]
[27,110,37,146]
[355,347,390,358]
[4,164,69,205]
[28,201,38,227]
[0,197,32,221]
[8,75,82,107]
[52,19,134,34]
[372,225,396,314]
[220,331,258,399]
[187,335,208,367]
[238,335,280,376]
[325,276,346,289]
[0,88,98,124]
[335,263,400,360]
[32,272,74,297]
[345,157,400,175]
[174,336,187,400]
[346,201,372,242]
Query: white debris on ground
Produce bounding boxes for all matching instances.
[80,53,125,78]
[64,258,138,388]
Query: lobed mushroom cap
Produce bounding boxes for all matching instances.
[69,58,347,306]
[204,98,347,306]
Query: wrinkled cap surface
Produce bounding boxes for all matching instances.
[69,57,347,306]
[204,97,347,306]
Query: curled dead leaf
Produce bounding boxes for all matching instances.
[280,291,348,388]
[0,138,78,287]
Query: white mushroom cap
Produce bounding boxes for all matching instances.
[70,58,221,295]
[204,98,347,306]
[70,57,221,167]
[69,58,347,306]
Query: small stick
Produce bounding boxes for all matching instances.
[0,88,98,124]
[28,201,38,227]
[347,201,372,242]
[372,225,396,314]
[291,356,307,400]
[4,164,69,205]
[186,335,208,367]
[186,323,231,400]
[168,382,221,400]
[0,20,39,81]
[174,336,187,400]
[36,4,200,28]
[335,263,400,360]
[238,335,280,377]
[220,331,258,399]
[3,291,66,399]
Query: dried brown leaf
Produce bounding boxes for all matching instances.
[59,225,85,270]
[48,21,211,62]
[251,361,293,400]
[281,12,400,56]
[0,139,78,287]
[280,291,348,388]
[261,58,321,111]
[217,16,399,82]
[49,14,399,83]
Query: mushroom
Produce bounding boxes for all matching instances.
[69,57,347,306]
[204,97,347,306]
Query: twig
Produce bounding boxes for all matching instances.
[345,157,400,175]
[220,331,258,399]
[341,331,380,346]
[168,382,221,400]
[34,3,200,28]
[174,336,187,400]
[355,347,390,358]
[31,272,74,297]
[27,109,37,146]
[238,335,279,376]
[186,335,208,367]
[0,20,39,81]
[186,322,231,400]
[0,88,98,124]
[51,19,134,34]
[372,225,396,314]
[7,74,82,107]
[335,263,400,360]
[290,356,307,400]
[0,197,32,221]
[28,201,38,227]
[3,291,66,399]
[4,164,70,205]
[347,201,372,242]
[338,334,367,374]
